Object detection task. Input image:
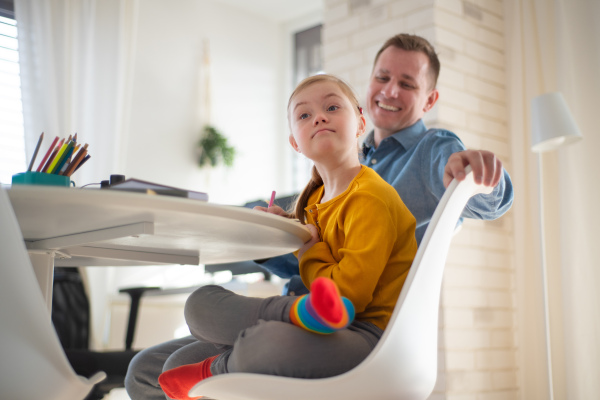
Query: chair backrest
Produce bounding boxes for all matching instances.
[0,186,105,400]
[190,166,491,400]
[345,165,492,397]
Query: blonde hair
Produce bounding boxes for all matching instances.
[287,74,362,224]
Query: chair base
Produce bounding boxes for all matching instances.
[65,349,139,400]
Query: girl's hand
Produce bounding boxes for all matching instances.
[298,224,320,260]
[253,205,292,218]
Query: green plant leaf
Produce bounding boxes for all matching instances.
[197,125,236,168]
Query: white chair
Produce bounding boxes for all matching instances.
[189,166,491,400]
[0,186,105,400]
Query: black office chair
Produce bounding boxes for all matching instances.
[53,267,272,399]
[52,268,157,400]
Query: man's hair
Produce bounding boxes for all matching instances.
[373,33,440,89]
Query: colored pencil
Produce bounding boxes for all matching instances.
[47,139,72,174]
[41,138,65,172]
[269,191,276,207]
[54,142,75,175]
[72,154,91,173]
[27,132,44,171]
[63,144,88,176]
[36,135,58,172]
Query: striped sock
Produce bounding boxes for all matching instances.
[158,354,218,400]
[289,277,355,334]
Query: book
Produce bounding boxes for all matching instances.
[109,178,209,201]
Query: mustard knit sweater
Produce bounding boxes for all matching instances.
[298,165,417,330]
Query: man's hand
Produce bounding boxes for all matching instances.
[298,224,320,260]
[443,150,503,188]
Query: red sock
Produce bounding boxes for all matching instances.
[158,354,219,400]
[310,276,344,324]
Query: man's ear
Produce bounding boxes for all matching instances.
[423,89,439,112]
[289,134,301,153]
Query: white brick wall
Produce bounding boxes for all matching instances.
[322,1,517,399]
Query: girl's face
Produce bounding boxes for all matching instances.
[288,81,365,163]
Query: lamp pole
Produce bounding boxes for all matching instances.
[535,153,554,400]
[530,91,582,400]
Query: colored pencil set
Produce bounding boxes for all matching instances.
[28,132,91,177]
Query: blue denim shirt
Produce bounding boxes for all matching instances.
[260,119,514,295]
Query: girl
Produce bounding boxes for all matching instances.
[158,74,417,400]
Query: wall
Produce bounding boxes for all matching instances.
[321,0,517,399]
[120,0,285,206]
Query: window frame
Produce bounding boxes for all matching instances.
[0,0,26,184]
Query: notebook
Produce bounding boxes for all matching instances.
[109,178,208,201]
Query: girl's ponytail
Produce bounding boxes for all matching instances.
[294,165,323,224]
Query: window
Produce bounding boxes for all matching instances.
[0,1,26,184]
[293,24,323,86]
[290,24,323,191]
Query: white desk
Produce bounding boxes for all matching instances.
[7,186,310,310]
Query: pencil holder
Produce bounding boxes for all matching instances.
[12,171,70,187]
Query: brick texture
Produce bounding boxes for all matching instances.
[321,1,517,399]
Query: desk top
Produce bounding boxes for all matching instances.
[8,186,311,267]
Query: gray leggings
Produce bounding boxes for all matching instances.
[125,285,382,400]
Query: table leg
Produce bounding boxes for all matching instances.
[29,252,55,314]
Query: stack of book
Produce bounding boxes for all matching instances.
[109,178,209,201]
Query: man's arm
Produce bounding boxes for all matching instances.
[423,132,513,223]
[441,148,514,221]
[254,252,300,278]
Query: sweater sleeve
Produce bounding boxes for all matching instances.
[299,192,400,314]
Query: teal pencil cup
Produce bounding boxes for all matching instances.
[12,171,70,187]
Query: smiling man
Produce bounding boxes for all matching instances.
[367,43,439,144]
[360,33,513,244]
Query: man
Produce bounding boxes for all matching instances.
[260,33,513,295]
[125,33,513,399]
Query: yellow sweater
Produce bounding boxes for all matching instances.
[299,165,417,330]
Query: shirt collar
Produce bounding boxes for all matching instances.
[362,119,427,155]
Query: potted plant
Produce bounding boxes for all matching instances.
[197,125,235,168]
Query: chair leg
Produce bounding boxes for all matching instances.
[119,287,160,350]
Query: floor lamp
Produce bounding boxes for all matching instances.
[530,92,583,400]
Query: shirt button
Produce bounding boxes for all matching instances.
[371,158,377,165]
[309,209,313,213]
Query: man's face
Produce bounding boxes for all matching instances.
[366,46,438,140]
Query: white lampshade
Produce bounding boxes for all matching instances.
[531,92,582,153]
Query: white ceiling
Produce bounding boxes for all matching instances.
[216,0,323,22]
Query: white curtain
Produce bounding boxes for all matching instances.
[15,0,138,186]
[506,0,600,398]
[15,0,139,348]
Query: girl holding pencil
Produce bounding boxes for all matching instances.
[155,74,418,400]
